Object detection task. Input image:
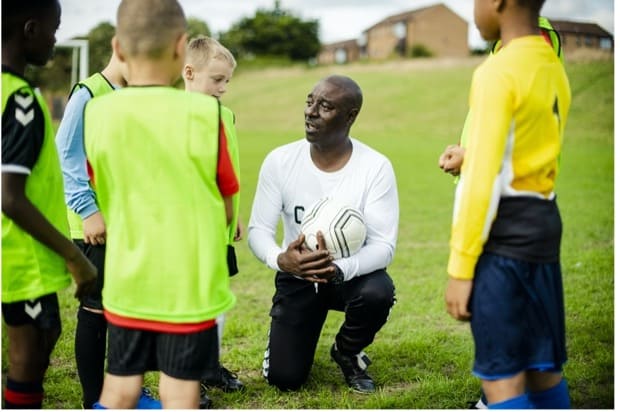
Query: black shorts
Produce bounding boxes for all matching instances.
[74,240,105,310]
[2,293,61,330]
[107,323,220,380]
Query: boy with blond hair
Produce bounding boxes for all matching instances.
[85,0,238,408]
[444,0,571,408]
[183,35,244,408]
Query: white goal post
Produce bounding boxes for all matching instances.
[56,39,89,87]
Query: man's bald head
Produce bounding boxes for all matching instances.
[322,75,363,115]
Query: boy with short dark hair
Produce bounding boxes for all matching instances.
[55,48,162,409]
[85,0,238,408]
[438,16,565,410]
[2,0,97,408]
[444,0,571,408]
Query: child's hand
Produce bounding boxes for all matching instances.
[438,144,465,176]
[234,220,244,241]
[66,248,97,300]
[83,211,107,245]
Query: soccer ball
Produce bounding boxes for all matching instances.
[300,198,367,259]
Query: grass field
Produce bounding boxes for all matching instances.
[2,56,614,409]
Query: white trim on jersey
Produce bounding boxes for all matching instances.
[1,164,31,175]
[248,137,399,282]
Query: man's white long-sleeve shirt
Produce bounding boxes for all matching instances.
[248,138,399,281]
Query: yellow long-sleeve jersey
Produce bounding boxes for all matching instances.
[448,35,571,280]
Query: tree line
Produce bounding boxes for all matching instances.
[28,1,321,93]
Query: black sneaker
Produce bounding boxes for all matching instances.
[198,384,212,409]
[330,343,375,394]
[201,365,245,392]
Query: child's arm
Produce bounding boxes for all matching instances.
[55,87,106,244]
[2,173,97,299]
[216,121,239,225]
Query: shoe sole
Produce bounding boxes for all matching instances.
[202,383,245,393]
[348,385,375,395]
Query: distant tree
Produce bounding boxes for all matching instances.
[24,47,72,93]
[187,17,211,40]
[219,1,320,61]
[87,22,116,74]
[25,22,114,94]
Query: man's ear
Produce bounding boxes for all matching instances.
[347,108,360,126]
[112,36,126,63]
[183,64,194,81]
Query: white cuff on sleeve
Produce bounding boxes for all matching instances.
[266,247,283,272]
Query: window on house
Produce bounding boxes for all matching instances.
[393,22,406,39]
[600,38,612,49]
[335,48,347,64]
[584,35,594,47]
[357,33,367,47]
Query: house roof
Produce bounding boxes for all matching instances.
[549,20,613,38]
[321,38,359,51]
[362,3,465,33]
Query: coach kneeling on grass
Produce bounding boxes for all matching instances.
[247,75,399,393]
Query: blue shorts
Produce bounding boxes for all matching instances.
[470,253,567,379]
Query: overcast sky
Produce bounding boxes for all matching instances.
[56,0,615,49]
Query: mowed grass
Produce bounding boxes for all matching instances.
[2,57,613,409]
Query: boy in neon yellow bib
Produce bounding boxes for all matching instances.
[85,0,238,408]
[2,0,96,408]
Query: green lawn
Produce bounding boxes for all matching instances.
[2,56,614,409]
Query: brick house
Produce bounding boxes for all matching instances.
[549,20,613,54]
[362,3,468,60]
[318,3,468,64]
[317,38,360,65]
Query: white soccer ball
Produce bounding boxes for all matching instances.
[300,198,367,259]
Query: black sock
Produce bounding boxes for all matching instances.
[75,307,107,409]
[3,378,43,409]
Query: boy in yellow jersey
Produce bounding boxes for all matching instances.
[444,0,571,409]
[55,50,161,409]
[183,35,244,408]
[84,0,238,408]
[439,16,564,410]
[2,0,97,408]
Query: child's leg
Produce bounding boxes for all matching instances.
[217,314,225,348]
[98,374,143,409]
[75,307,107,408]
[3,324,60,408]
[73,241,107,408]
[159,373,200,409]
[527,371,570,409]
[481,372,528,406]
[2,294,62,409]
[158,326,219,408]
[100,324,155,408]
[487,393,533,409]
